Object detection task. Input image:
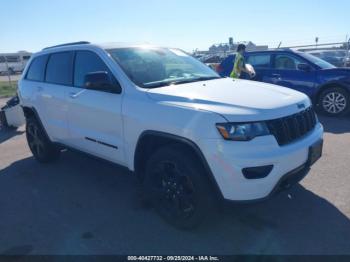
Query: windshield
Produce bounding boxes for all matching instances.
[300,53,336,69]
[107,47,220,88]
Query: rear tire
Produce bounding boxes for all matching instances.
[26,117,60,163]
[143,145,216,229]
[318,87,349,116]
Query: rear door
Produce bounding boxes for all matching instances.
[65,50,125,165]
[39,52,74,141]
[24,53,71,142]
[245,53,273,82]
[270,53,317,96]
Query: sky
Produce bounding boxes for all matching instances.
[1,0,349,53]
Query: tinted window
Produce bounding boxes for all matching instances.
[246,54,271,68]
[26,55,48,81]
[74,51,111,87]
[275,54,304,70]
[46,52,74,85]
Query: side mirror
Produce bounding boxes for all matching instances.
[297,63,311,72]
[84,71,121,94]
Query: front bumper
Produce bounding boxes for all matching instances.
[198,123,324,201]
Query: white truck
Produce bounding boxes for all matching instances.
[18,42,323,228]
[0,52,31,75]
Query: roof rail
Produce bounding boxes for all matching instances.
[267,47,292,51]
[42,41,91,50]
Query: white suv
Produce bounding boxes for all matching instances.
[18,42,324,228]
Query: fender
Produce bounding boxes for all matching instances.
[314,81,350,104]
[134,130,224,199]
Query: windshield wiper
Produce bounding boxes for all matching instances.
[171,76,221,85]
[143,82,174,89]
[144,76,221,89]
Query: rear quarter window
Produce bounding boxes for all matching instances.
[26,55,48,82]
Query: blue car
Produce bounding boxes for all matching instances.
[217,49,350,116]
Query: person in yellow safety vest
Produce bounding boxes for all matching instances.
[230,44,251,79]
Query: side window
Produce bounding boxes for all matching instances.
[46,52,74,85]
[275,54,304,70]
[26,55,48,82]
[5,56,20,62]
[246,54,271,69]
[74,51,111,88]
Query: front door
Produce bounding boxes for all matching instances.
[270,53,316,96]
[65,50,125,165]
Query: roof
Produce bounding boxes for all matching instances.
[41,41,162,52]
[247,48,294,53]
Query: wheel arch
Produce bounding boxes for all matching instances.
[134,130,223,199]
[22,106,36,119]
[314,82,350,106]
[22,106,51,141]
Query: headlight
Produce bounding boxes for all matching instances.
[216,122,270,141]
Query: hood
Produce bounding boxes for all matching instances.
[146,78,311,122]
[321,67,350,75]
[319,68,350,84]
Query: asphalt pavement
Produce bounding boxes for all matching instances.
[0,97,350,255]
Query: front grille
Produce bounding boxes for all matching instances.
[266,107,317,146]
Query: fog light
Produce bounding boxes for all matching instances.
[242,165,274,179]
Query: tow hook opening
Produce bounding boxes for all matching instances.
[242,165,274,179]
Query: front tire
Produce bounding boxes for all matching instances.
[143,145,215,229]
[26,117,60,163]
[318,87,349,116]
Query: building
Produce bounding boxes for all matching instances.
[194,38,268,57]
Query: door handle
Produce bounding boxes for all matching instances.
[69,90,85,99]
[272,74,282,80]
[69,92,79,99]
